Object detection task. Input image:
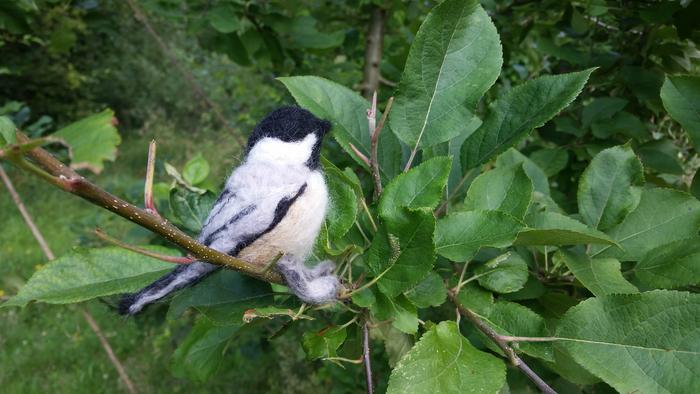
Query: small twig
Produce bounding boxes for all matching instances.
[323,356,364,365]
[361,7,386,99]
[80,309,138,394]
[0,166,55,260]
[359,198,378,232]
[363,319,374,394]
[349,143,371,167]
[448,290,557,394]
[144,140,160,218]
[435,168,475,216]
[369,95,394,200]
[0,166,137,394]
[94,228,195,264]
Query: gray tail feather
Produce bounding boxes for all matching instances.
[118,262,219,315]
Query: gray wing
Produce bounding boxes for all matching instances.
[198,182,307,257]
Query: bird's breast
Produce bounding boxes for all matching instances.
[237,171,329,266]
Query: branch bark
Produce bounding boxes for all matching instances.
[0,165,138,394]
[448,290,557,394]
[9,131,285,284]
[361,7,386,100]
[363,319,374,394]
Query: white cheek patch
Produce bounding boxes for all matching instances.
[247,134,317,166]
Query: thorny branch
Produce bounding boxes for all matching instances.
[3,131,285,285]
[0,165,138,394]
[448,290,557,394]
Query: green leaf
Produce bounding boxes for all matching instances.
[368,208,436,298]
[496,148,550,195]
[473,301,553,362]
[404,272,447,308]
[387,321,506,394]
[168,270,273,324]
[436,210,524,261]
[169,189,216,233]
[693,170,700,201]
[636,238,700,289]
[577,144,644,230]
[0,115,16,146]
[171,319,239,382]
[555,250,637,296]
[475,252,529,294]
[302,326,347,360]
[461,69,594,169]
[3,246,177,307]
[371,291,419,334]
[638,139,684,175]
[581,97,628,129]
[182,153,210,186]
[455,281,492,309]
[287,16,344,49]
[53,109,121,174]
[591,111,647,140]
[323,163,358,242]
[279,76,402,181]
[389,0,502,149]
[556,290,700,393]
[515,212,616,246]
[529,148,569,177]
[378,156,451,220]
[209,4,239,33]
[592,188,700,261]
[660,75,700,149]
[464,164,533,219]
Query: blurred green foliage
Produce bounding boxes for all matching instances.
[2,0,700,393]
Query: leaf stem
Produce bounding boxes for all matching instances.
[369,95,394,200]
[94,228,195,264]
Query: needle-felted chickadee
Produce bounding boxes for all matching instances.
[119,107,339,315]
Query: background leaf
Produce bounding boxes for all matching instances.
[515,212,616,246]
[464,163,533,219]
[436,210,524,261]
[475,252,529,294]
[555,250,638,296]
[389,0,502,149]
[3,247,177,307]
[378,156,451,220]
[461,69,593,169]
[556,290,700,393]
[577,144,644,230]
[387,321,505,394]
[171,318,239,382]
[635,238,700,289]
[660,75,700,149]
[592,188,700,261]
[53,109,121,174]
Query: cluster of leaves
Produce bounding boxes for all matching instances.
[3,0,700,392]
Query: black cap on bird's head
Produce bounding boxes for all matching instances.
[245,106,332,168]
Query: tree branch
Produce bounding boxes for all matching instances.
[361,7,386,100]
[369,95,394,201]
[448,290,557,394]
[7,131,285,284]
[0,165,138,394]
[363,319,374,394]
